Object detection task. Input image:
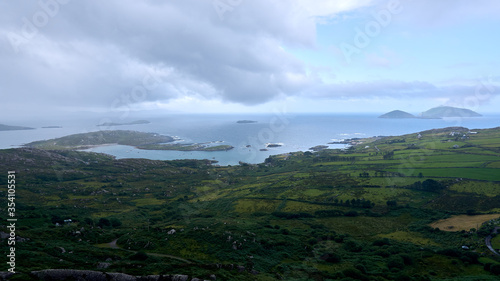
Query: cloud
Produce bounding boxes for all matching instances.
[0,0,498,117]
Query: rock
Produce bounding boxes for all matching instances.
[167,229,176,235]
[209,275,217,280]
[97,262,111,269]
[172,275,188,281]
[237,265,245,272]
[31,270,205,281]
[0,272,15,280]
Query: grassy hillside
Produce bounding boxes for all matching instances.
[1,126,500,280]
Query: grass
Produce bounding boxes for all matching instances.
[429,214,500,232]
[377,231,440,246]
[386,167,500,181]
[491,235,500,250]
[449,181,500,197]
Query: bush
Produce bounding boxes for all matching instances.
[343,240,362,252]
[97,218,111,228]
[399,254,414,265]
[342,268,368,281]
[344,211,359,217]
[372,238,391,246]
[129,251,148,261]
[320,253,342,263]
[110,218,122,228]
[375,249,391,258]
[490,264,500,275]
[387,256,405,270]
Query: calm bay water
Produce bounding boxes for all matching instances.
[1,114,499,166]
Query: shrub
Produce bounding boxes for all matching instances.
[343,240,362,252]
[344,211,359,217]
[387,256,405,270]
[130,251,148,261]
[320,253,342,263]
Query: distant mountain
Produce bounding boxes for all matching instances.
[0,124,35,131]
[237,120,257,124]
[97,120,150,126]
[378,110,416,119]
[420,106,481,118]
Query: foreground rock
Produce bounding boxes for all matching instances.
[31,270,209,281]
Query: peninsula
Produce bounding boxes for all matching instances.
[236,120,257,124]
[25,130,233,152]
[0,124,35,131]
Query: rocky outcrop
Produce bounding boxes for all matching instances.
[30,270,209,281]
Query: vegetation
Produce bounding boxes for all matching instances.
[1,126,499,280]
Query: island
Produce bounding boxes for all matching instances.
[236,120,257,124]
[41,126,62,129]
[266,143,282,148]
[379,106,482,119]
[420,106,482,118]
[97,120,150,126]
[0,124,35,131]
[24,130,234,152]
[309,145,329,151]
[378,110,416,119]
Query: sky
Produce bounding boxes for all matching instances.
[1,0,499,120]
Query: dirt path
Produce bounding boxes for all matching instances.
[99,238,192,263]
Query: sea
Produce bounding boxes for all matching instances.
[1,113,499,166]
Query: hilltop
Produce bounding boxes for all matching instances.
[378,110,416,119]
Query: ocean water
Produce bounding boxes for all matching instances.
[1,113,499,166]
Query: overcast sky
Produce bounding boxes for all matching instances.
[1,0,499,119]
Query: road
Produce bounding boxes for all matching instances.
[485,227,500,257]
[101,238,192,263]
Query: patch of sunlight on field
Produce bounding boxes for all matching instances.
[430,214,500,231]
[281,201,333,213]
[486,161,500,168]
[449,181,500,197]
[234,199,279,213]
[133,198,165,206]
[378,231,439,246]
[303,189,327,197]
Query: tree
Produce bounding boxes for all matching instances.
[320,253,341,263]
[110,218,122,228]
[386,200,397,207]
[97,218,111,228]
